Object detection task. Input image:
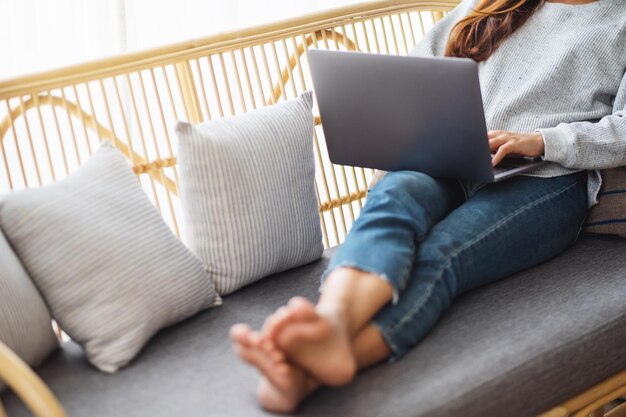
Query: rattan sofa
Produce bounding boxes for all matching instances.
[1,1,626,416]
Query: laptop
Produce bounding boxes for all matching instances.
[307,49,546,183]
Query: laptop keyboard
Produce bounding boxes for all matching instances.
[491,155,535,175]
[493,165,513,175]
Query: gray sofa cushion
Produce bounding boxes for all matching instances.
[4,235,626,417]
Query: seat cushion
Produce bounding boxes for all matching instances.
[4,235,626,417]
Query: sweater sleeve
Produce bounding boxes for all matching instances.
[409,0,478,58]
[538,70,626,170]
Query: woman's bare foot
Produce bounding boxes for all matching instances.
[263,297,317,339]
[264,297,357,386]
[230,323,319,413]
[256,369,319,414]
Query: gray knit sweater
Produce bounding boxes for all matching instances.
[411,0,626,207]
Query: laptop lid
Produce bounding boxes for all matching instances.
[308,49,497,183]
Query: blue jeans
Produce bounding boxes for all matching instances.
[323,170,588,360]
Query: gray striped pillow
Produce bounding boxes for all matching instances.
[0,142,219,373]
[176,92,323,295]
[0,231,58,391]
[584,167,626,238]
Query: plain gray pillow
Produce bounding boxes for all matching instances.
[0,231,58,391]
[0,142,219,373]
[176,92,323,295]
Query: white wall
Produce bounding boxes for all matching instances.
[0,0,363,80]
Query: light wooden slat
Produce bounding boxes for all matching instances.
[417,10,427,36]
[378,16,393,54]
[397,14,410,54]
[384,15,401,54]
[240,48,259,111]
[59,88,82,166]
[3,99,29,187]
[281,38,299,98]
[71,84,93,155]
[175,61,201,123]
[173,64,192,121]
[84,83,102,144]
[98,79,119,149]
[32,94,56,182]
[270,41,289,102]
[230,50,249,112]
[249,46,267,109]
[405,12,418,48]
[124,73,161,211]
[0,101,13,189]
[192,58,213,121]
[218,53,237,115]
[160,65,182,122]
[17,95,43,186]
[48,90,70,176]
[205,56,225,117]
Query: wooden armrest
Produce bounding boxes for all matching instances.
[0,342,67,417]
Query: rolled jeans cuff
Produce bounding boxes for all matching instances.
[320,261,402,304]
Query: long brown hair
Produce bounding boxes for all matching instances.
[445,0,543,62]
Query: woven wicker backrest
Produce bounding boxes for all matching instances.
[0,0,458,248]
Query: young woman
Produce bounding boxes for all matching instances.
[231,0,626,412]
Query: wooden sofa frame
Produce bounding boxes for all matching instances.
[1,1,625,416]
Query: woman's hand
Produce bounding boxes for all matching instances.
[489,130,545,166]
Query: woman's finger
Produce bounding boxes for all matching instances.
[487,130,506,139]
[492,143,513,166]
[488,136,509,151]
